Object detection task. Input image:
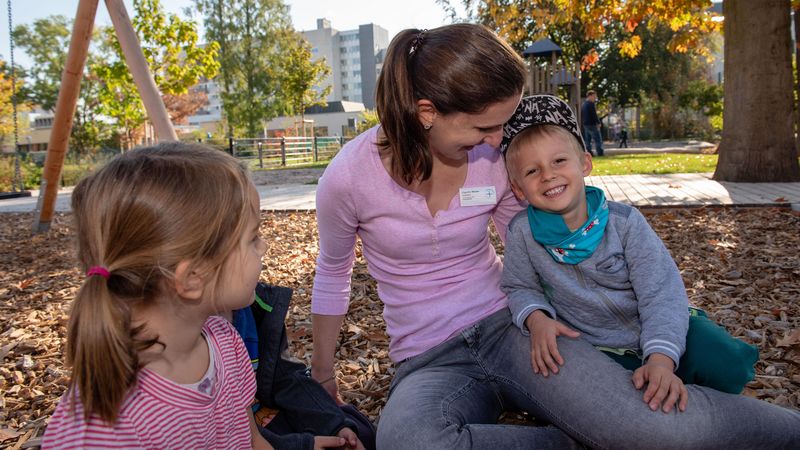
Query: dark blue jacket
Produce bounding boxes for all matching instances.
[235,283,373,450]
[581,99,600,126]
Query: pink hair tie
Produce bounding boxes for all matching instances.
[86,266,111,280]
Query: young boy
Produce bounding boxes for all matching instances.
[498,95,758,413]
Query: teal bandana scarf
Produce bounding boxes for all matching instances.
[527,186,609,265]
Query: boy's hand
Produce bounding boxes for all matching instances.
[314,436,346,449]
[337,428,365,450]
[525,310,581,377]
[632,353,688,413]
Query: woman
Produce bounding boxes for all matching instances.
[310,23,800,449]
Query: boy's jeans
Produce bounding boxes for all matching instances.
[377,308,800,450]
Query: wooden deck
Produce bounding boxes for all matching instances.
[585,173,800,207]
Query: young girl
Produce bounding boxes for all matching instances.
[42,143,273,449]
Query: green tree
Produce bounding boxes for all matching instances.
[94,0,219,148]
[356,109,380,133]
[195,0,298,137]
[70,71,114,155]
[12,16,114,154]
[11,15,71,111]
[280,36,331,135]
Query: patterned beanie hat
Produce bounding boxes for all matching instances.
[499,94,586,154]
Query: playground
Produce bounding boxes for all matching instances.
[3,0,800,448]
[1,206,800,446]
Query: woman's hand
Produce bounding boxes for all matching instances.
[632,353,688,413]
[311,367,345,405]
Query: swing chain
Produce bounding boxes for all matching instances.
[7,0,23,192]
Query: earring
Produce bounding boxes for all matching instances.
[424,123,432,130]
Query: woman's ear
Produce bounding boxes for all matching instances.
[173,260,206,301]
[416,99,437,129]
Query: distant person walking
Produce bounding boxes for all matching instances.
[619,125,629,148]
[581,90,604,156]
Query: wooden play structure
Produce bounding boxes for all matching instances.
[31,0,177,233]
[524,38,582,121]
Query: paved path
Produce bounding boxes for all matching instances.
[2,173,799,213]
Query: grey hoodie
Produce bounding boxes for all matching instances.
[501,201,689,366]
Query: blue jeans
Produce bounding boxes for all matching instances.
[583,125,604,156]
[376,309,800,449]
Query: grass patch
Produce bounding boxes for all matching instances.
[247,153,720,176]
[251,160,331,171]
[591,153,718,175]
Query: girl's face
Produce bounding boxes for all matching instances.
[425,94,522,163]
[216,186,267,312]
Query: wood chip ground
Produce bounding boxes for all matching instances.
[1,207,798,448]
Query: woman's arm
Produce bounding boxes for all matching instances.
[311,313,346,401]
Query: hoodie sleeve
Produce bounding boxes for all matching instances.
[621,207,689,367]
[501,214,558,335]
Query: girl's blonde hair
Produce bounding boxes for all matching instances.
[67,142,255,423]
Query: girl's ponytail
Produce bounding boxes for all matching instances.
[66,273,135,423]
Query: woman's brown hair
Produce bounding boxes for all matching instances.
[67,142,254,423]
[376,23,526,184]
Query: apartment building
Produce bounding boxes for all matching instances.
[303,18,389,108]
[188,18,388,134]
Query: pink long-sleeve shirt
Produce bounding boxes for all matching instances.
[312,127,524,362]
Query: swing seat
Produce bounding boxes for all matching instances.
[0,191,32,200]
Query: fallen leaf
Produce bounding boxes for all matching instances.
[776,329,800,348]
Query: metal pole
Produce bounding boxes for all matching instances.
[313,136,318,162]
[257,141,263,168]
[228,136,234,155]
[32,0,99,233]
[105,0,176,142]
[280,137,286,166]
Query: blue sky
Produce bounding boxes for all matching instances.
[1,0,455,68]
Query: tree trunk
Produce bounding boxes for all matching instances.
[713,0,800,181]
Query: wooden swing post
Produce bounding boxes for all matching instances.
[32,0,177,233]
[32,0,99,233]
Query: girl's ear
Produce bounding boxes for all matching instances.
[416,99,437,129]
[173,260,206,300]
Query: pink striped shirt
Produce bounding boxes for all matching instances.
[312,127,524,361]
[42,316,256,449]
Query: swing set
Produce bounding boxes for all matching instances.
[10,0,178,232]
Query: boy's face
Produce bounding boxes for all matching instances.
[509,133,593,227]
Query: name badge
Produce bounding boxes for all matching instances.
[459,186,497,207]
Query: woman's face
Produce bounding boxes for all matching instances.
[426,94,522,164]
